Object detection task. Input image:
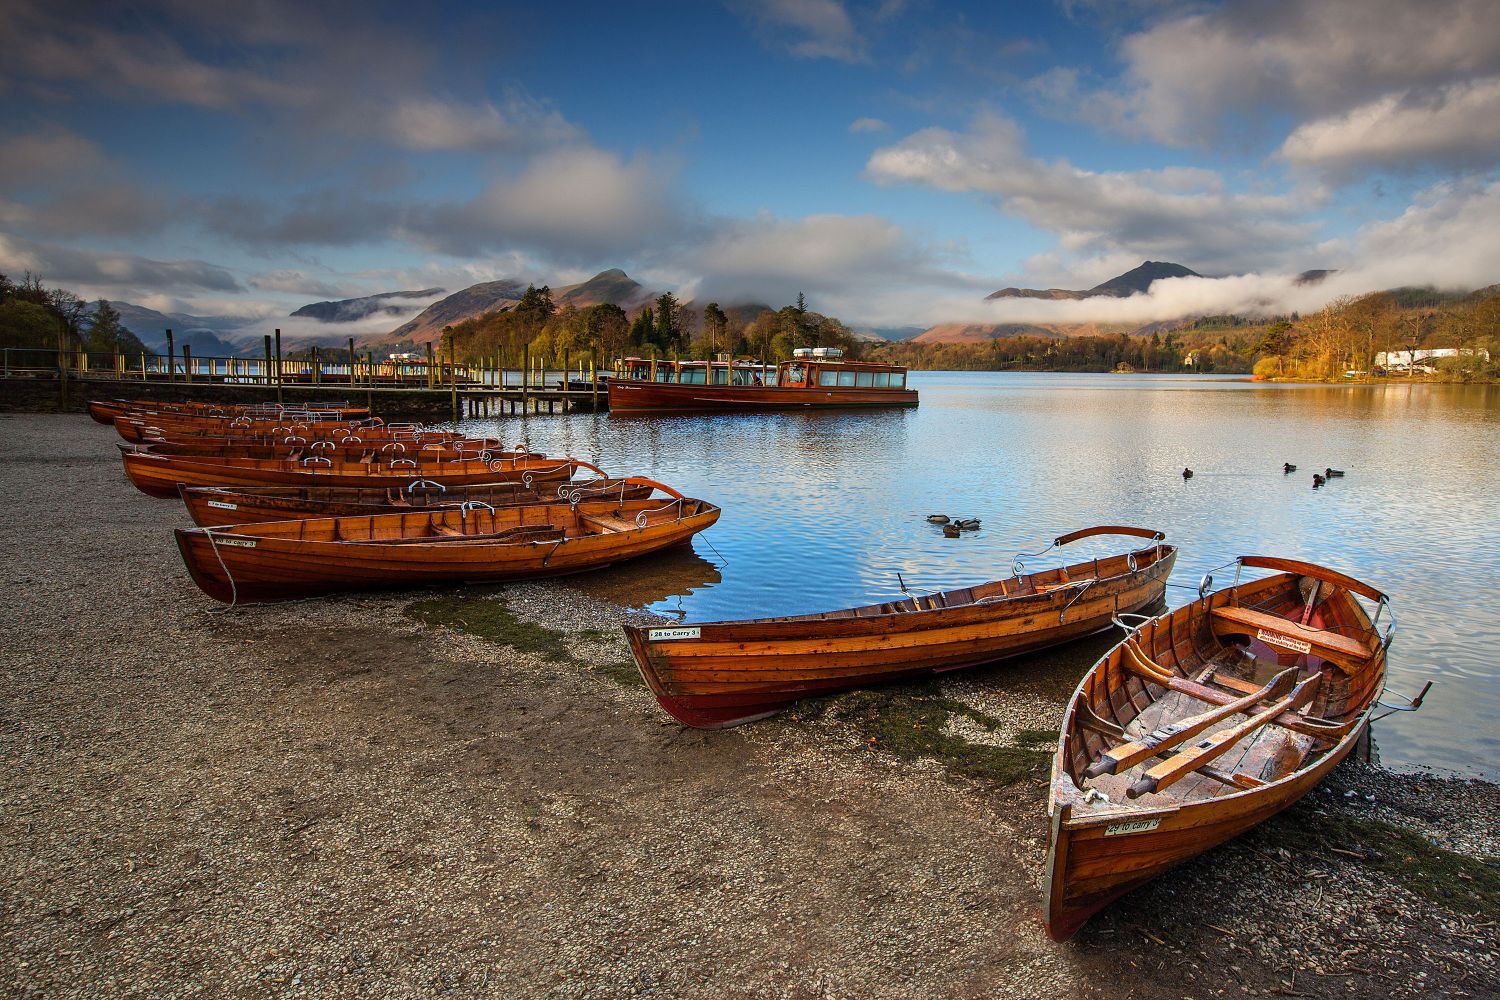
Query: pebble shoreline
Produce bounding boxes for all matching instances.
[2,412,1496,998]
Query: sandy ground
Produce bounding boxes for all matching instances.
[1,412,1497,999]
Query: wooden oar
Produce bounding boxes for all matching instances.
[1084,664,1300,778]
[1116,640,1358,740]
[1126,674,1320,799]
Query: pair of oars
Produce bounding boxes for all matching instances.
[1087,647,1321,798]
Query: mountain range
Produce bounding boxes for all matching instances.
[291,288,445,324]
[986,260,1201,301]
[110,301,263,357]
[384,268,659,346]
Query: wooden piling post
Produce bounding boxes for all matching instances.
[165,329,174,383]
[183,345,193,383]
[449,340,458,422]
[274,329,283,405]
[522,344,530,414]
[590,350,598,411]
[263,335,272,389]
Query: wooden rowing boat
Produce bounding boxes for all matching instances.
[624,526,1176,728]
[179,477,655,526]
[122,448,580,498]
[128,438,521,463]
[136,427,465,449]
[1043,556,1418,940]
[89,398,367,424]
[173,482,720,604]
[113,413,378,442]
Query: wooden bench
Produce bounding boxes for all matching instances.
[1209,605,1370,673]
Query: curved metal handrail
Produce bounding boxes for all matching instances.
[634,497,684,528]
[407,478,446,494]
[309,440,334,452]
[281,435,307,445]
[390,458,417,469]
[301,456,332,466]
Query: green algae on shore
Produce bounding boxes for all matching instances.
[405,589,645,688]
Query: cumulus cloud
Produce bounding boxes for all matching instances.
[849,117,889,133]
[410,146,693,261]
[1280,76,1500,174]
[383,94,580,152]
[733,0,868,63]
[866,112,1320,274]
[0,232,242,295]
[900,177,1500,328]
[1,0,579,155]
[1069,0,1500,149]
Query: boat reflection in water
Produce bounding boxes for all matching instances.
[571,541,723,613]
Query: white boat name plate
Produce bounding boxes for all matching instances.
[648,626,701,641]
[206,500,239,510]
[1104,818,1161,836]
[1257,629,1311,654]
[219,538,257,548]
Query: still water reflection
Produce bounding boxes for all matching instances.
[456,371,1500,779]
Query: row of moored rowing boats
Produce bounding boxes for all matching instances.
[93,396,1426,940]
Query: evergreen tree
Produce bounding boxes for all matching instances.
[85,299,124,353]
[653,292,679,350]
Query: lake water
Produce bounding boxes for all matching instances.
[453,371,1500,780]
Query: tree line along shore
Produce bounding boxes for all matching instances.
[5,270,1499,381]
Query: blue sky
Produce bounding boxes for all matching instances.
[3,0,1499,334]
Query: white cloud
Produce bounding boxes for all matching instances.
[384,94,579,152]
[849,117,889,133]
[1076,0,1500,147]
[733,0,868,63]
[866,113,1320,274]
[1280,76,1500,174]
[411,145,691,261]
[0,232,241,296]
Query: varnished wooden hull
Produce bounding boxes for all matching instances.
[113,413,375,442]
[180,480,654,526]
[173,498,720,603]
[94,399,367,428]
[131,440,505,463]
[626,538,1176,728]
[607,378,918,413]
[123,450,577,498]
[1043,561,1389,939]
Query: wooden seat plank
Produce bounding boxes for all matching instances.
[1209,605,1370,672]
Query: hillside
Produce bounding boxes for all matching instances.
[291,288,444,324]
[110,301,257,357]
[381,269,659,348]
[912,322,1060,345]
[987,260,1200,301]
[384,279,529,346]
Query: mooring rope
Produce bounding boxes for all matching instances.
[202,527,239,610]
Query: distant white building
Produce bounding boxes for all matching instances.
[1374,347,1489,371]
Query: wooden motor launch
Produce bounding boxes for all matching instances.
[624,526,1175,728]
[174,481,721,604]
[1043,556,1427,941]
[607,348,918,413]
[122,448,585,498]
[89,398,368,424]
[179,478,656,527]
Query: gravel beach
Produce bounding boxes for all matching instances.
[2,412,1497,999]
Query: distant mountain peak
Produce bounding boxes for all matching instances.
[988,260,1200,302]
[290,288,445,324]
